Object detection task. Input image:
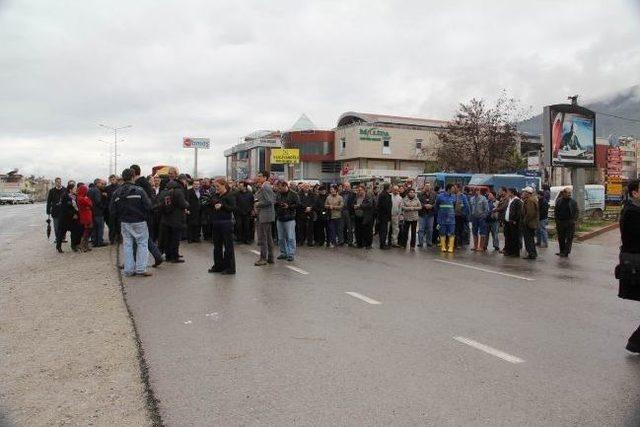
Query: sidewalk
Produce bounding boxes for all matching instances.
[0,230,149,426]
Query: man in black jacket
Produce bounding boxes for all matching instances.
[296,183,315,246]
[554,187,579,257]
[110,169,153,277]
[46,177,65,244]
[313,186,328,246]
[338,182,355,246]
[376,183,393,249]
[157,180,189,263]
[186,179,202,242]
[104,174,120,244]
[275,181,300,261]
[131,165,163,266]
[503,187,523,257]
[87,178,108,247]
[234,181,255,244]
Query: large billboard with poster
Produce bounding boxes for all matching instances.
[543,104,596,167]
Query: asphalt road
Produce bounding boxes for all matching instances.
[123,229,640,426]
[0,203,46,249]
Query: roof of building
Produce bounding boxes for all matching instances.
[289,113,317,132]
[337,111,448,128]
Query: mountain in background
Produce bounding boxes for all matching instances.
[518,84,640,140]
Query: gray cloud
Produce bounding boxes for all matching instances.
[0,0,638,181]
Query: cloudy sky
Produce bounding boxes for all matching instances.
[1,0,639,181]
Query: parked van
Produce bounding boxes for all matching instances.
[549,185,605,219]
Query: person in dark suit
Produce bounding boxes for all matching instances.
[234,181,255,244]
[376,183,392,249]
[553,187,579,257]
[208,178,236,274]
[353,185,375,249]
[186,179,202,242]
[502,187,523,257]
[617,179,640,353]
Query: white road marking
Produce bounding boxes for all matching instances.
[250,250,260,256]
[286,265,309,275]
[435,259,534,281]
[184,320,192,325]
[345,291,381,305]
[453,336,524,364]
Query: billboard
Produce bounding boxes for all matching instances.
[183,137,211,149]
[543,104,596,167]
[270,148,300,164]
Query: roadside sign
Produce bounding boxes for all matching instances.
[183,137,211,149]
[270,148,300,164]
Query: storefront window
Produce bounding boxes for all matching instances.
[382,140,391,155]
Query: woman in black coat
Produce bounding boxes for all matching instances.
[208,178,236,275]
[618,179,640,353]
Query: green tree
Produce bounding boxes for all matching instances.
[436,93,528,173]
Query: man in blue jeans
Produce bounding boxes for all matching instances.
[417,183,436,247]
[275,181,299,261]
[110,168,153,277]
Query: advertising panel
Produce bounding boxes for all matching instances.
[543,104,596,167]
[183,137,211,149]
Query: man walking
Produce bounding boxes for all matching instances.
[275,181,299,261]
[110,169,153,277]
[520,187,539,260]
[377,183,392,249]
[46,177,65,245]
[254,171,276,266]
[554,187,578,257]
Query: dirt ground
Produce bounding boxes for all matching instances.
[0,226,149,426]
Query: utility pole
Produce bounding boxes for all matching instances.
[98,139,112,175]
[99,124,132,176]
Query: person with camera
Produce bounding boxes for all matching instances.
[275,181,300,261]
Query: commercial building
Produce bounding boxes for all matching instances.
[334,112,446,181]
[281,114,338,182]
[224,130,282,180]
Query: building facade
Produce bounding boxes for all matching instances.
[281,114,338,183]
[334,112,445,181]
[224,130,282,181]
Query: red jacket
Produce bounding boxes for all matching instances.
[77,185,93,227]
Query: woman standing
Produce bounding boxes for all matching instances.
[76,184,94,252]
[617,179,640,353]
[208,178,236,275]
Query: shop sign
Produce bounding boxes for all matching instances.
[358,127,390,141]
[270,148,300,164]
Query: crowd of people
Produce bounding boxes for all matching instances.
[43,169,640,353]
[45,165,585,277]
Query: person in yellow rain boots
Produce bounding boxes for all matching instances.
[434,184,457,253]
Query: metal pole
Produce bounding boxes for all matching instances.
[194,147,198,178]
[114,128,118,175]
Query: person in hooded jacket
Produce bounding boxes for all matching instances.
[76,184,94,252]
[157,180,189,263]
[617,179,640,353]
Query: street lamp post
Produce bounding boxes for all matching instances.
[99,124,132,175]
[98,139,113,176]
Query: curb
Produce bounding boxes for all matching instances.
[113,245,164,427]
[576,222,619,242]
